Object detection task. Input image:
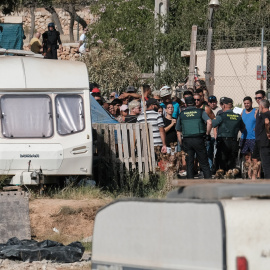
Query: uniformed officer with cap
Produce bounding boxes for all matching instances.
[212,97,245,172]
[176,96,212,179]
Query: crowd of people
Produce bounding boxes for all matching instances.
[91,81,270,180]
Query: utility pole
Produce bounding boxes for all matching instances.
[261,27,264,90]
[154,0,169,74]
[187,25,198,89]
[205,0,220,91]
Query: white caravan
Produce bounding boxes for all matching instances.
[0,50,92,185]
[92,183,270,270]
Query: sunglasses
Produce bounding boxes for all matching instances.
[194,99,201,101]
[110,96,114,98]
[209,100,217,103]
[255,97,262,100]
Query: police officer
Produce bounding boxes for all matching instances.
[176,96,212,179]
[212,97,245,172]
[42,22,62,59]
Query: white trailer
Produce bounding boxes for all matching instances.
[0,50,92,185]
[92,184,270,270]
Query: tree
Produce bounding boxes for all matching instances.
[88,0,270,87]
[45,5,63,34]
[53,0,90,41]
[88,0,155,74]
[0,0,19,14]
[80,40,141,95]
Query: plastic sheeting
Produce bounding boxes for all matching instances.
[0,237,85,263]
[56,95,85,135]
[1,95,53,138]
[0,23,24,50]
[90,95,118,124]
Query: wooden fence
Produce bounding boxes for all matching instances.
[92,123,156,181]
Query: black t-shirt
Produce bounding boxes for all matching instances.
[260,111,270,147]
[255,112,264,141]
[125,115,137,123]
[163,117,177,147]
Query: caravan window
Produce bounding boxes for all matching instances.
[1,95,53,138]
[55,94,85,135]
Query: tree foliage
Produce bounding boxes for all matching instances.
[88,0,155,74]
[88,0,270,88]
[81,40,141,95]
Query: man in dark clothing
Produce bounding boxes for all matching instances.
[251,90,266,179]
[212,97,245,172]
[43,22,62,59]
[257,99,270,178]
[176,96,212,179]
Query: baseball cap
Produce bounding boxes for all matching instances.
[120,104,129,111]
[185,96,195,105]
[160,86,171,98]
[146,98,158,107]
[208,95,217,102]
[160,85,171,91]
[92,88,100,93]
[126,86,136,93]
[220,97,233,105]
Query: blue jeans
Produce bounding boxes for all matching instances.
[206,137,216,170]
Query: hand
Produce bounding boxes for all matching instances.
[59,45,63,52]
[119,93,129,99]
[172,119,177,125]
[265,118,270,125]
[161,145,167,153]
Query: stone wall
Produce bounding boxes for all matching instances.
[0,7,95,42]
[23,43,81,61]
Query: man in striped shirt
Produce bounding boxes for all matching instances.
[137,98,167,153]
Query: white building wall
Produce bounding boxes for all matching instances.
[182,47,267,106]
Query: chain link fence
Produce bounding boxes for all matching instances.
[189,28,270,106]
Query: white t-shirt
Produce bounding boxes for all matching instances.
[79,33,86,53]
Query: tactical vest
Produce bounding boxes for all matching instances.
[180,107,206,137]
[218,111,242,138]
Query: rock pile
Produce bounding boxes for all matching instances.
[23,43,81,61]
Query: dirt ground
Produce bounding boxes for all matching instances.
[29,198,111,243]
[0,197,111,270]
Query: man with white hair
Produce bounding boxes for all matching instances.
[159,85,180,119]
[125,100,141,123]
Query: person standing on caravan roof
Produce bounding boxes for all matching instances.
[43,22,62,59]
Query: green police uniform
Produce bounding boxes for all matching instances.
[180,107,206,137]
[212,109,245,171]
[176,106,211,179]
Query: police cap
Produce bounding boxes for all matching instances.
[220,97,233,105]
[185,96,195,106]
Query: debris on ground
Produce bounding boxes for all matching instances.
[0,237,84,263]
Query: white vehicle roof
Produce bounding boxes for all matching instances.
[167,183,270,200]
[0,56,89,90]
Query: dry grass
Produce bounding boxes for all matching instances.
[47,186,112,200]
